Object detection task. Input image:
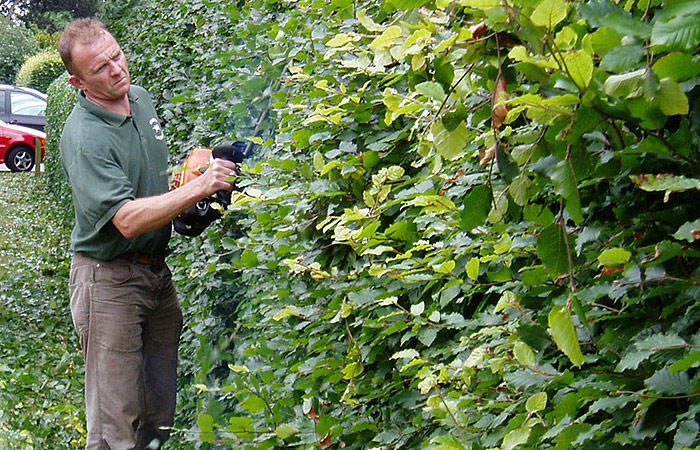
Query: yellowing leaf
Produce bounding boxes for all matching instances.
[526,392,548,413]
[342,362,364,379]
[531,0,568,29]
[432,120,468,161]
[326,33,350,47]
[514,341,536,366]
[357,9,385,32]
[658,78,689,116]
[563,50,594,89]
[458,0,502,9]
[369,25,403,50]
[466,257,480,281]
[275,423,300,440]
[598,248,632,267]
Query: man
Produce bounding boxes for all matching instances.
[57,18,237,449]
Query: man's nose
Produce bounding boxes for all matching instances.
[108,61,123,75]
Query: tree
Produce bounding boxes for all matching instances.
[0,16,37,84]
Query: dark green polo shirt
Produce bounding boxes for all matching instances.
[60,85,171,260]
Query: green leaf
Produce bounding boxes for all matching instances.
[390,0,431,8]
[537,224,570,273]
[669,351,700,373]
[357,9,385,32]
[604,68,646,99]
[228,416,255,440]
[275,423,300,440]
[600,45,645,73]
[326,33,351,47]
[411,301,425,315]
[602,12,652,39]
[652,52,700,81]
[431,434,469,450]
[460,185,492,230]
[432,120,468,160]
[563,50,593,88]
[514,341,537,366]
[617,350,653,371]
[588,27,623,56]
[458,0,502,9]
[526,392,548,413]
[240,395,267,413]
[509,174,531,206]
[466,257,480,281]
[548,305,585,367]
[645,368,693,395]
[502,425,532,450]
[674,420,700,449]
[391,349,420,360]
[673,219,700,242]
[415,81,446,102]
[197,413,215,432]
[369,25,402,50]
[657,78,689,116]
[342,362,364,379]
[597,248,631,267]
[651,14,700,51]
[531,0,568,29]
[630,174,700,200]
[550,160,583,223]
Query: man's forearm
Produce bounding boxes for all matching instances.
[112,158,237,239]
[111,181,208,239]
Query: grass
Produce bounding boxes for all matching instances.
[0,172,85,449]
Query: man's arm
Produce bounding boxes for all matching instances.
[112,158,238,239]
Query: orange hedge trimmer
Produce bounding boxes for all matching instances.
[170,140,250,236]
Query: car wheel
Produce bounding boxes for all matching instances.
[5,145,35,172]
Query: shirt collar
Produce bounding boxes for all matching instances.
[78,88,139,126]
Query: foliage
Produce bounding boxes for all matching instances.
[0,174,83,449]
[39,0,700,448]
[15,50,64,93]
[43,71,77,223]
[0,17,37,84]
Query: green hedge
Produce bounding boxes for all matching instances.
[15,50,65,93]
[44,0,700,448]
[44,71,77,225]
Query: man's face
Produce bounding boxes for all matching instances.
[69,31,131,104]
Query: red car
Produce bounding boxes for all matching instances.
[0,119,45,172]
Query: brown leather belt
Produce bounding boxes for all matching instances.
[118,251,166,267]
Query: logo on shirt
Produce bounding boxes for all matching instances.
[149,118,165,141]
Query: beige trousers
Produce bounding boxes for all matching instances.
[69,253,183,450]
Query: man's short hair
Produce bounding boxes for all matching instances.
[58,18,109,75]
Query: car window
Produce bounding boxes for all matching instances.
[14,103,45,116]
[10,91,45,117]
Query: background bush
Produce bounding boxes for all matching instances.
[43,0,700,448]
[15,50,64,93]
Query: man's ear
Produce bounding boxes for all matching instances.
[68,74,84,90]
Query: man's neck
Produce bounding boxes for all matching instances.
[85,92,131,116]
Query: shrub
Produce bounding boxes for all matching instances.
[55,0,700,448]
[43,71,77,226]
[15,50,65,93]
